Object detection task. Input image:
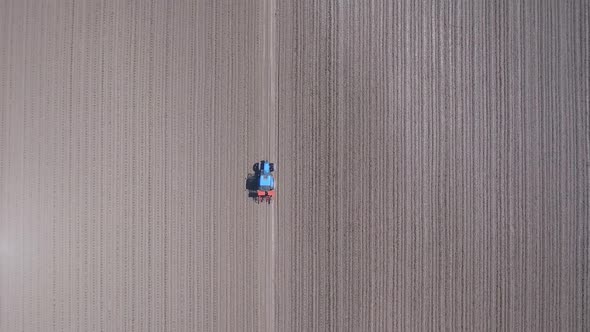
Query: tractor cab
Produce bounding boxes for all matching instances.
[258,174,274,191]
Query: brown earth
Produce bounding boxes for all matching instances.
[275,0,589,330]
[1,0,589,331]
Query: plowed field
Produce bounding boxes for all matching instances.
[1,0,588,331]
[275,1,589,330]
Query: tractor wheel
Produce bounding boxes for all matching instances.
[253,162,259,173]
[269,163,274,172]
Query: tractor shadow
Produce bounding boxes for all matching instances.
[245,173,259,198]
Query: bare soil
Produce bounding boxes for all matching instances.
[1,0,588,331]
[275,0,589,330]
[0,0,276,330]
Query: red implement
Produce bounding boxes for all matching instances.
[255,190,274,203]
[257,190,274,196]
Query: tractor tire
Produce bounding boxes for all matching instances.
[253,162,259,173]
[269,163,274,172]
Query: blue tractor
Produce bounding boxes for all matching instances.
[252,160,275,204]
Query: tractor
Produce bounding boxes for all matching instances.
[250,160,275,204]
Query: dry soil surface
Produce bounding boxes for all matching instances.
[1,0,276,330]
[1,0,589,331]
